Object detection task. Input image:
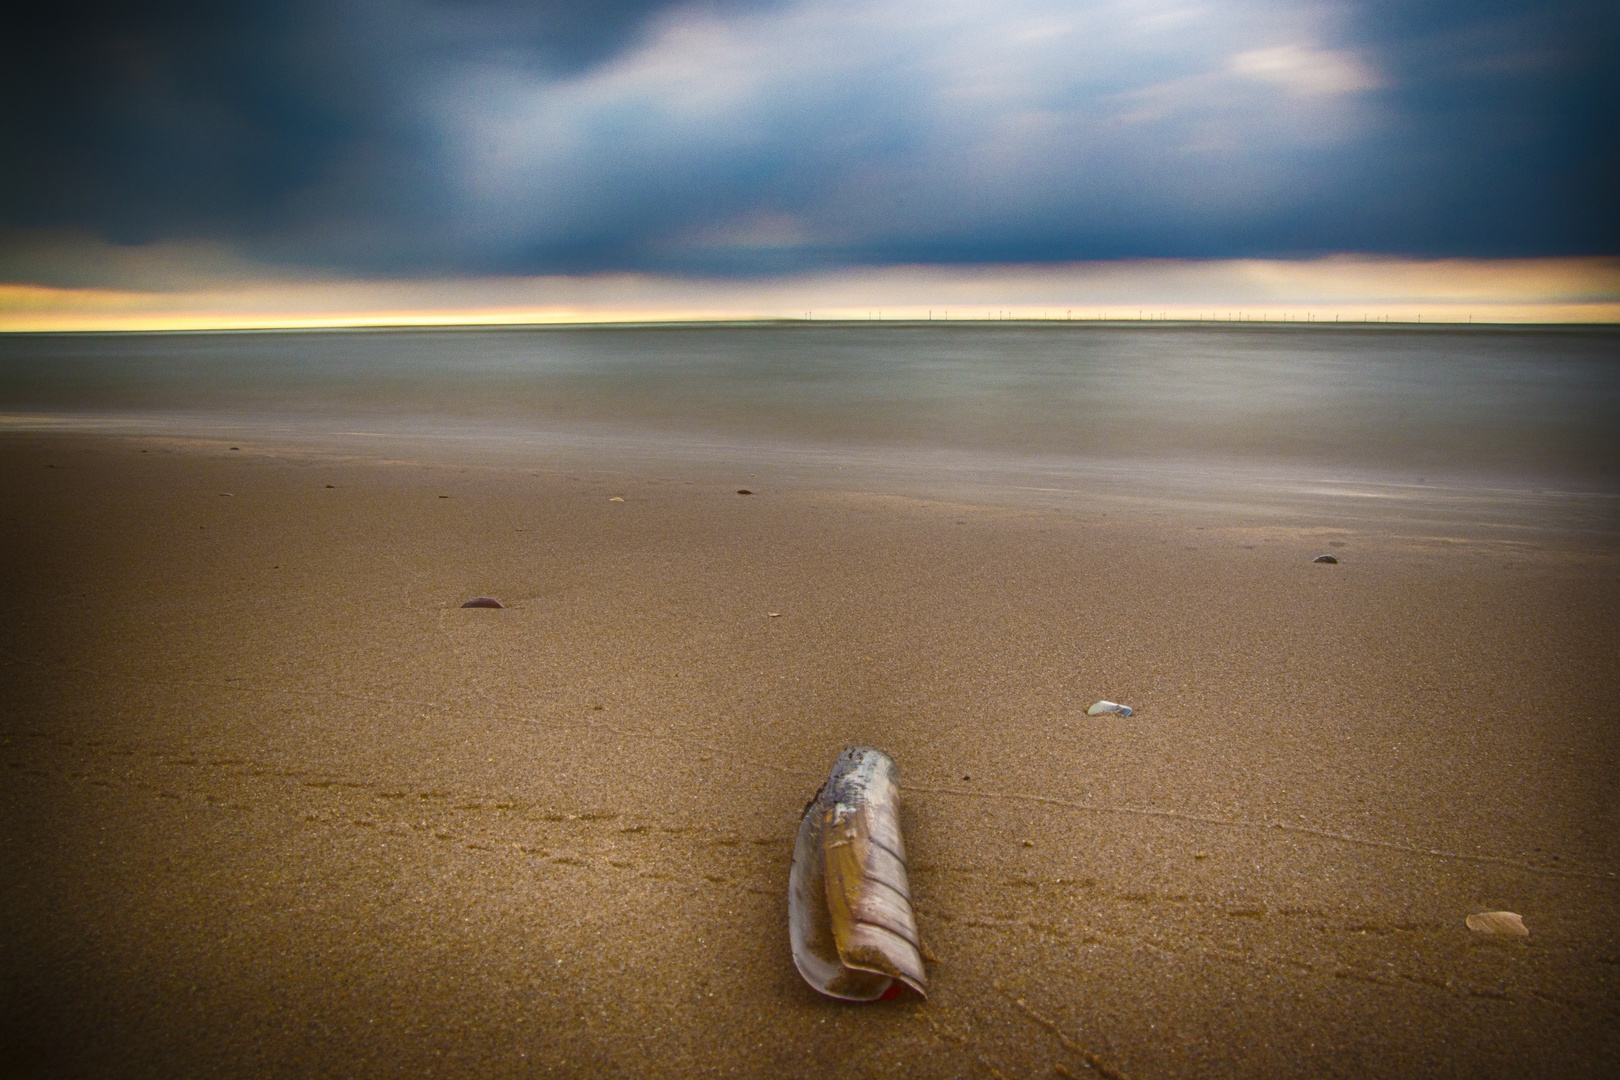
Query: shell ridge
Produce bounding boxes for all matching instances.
[864,835,909,871]
[850,917,922,951]
[860,872,913,905]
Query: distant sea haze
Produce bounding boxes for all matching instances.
[2,323,1616,495]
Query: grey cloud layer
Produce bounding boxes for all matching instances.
[3,0,1614,281]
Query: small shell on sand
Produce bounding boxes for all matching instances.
[461,597,505,609]
[1313,555,1339,563]
[737,489,753,495]
[1466,911,1529,937]
[1087,701,1133,717]
[609,496,625,502]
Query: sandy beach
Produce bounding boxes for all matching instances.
[2,429,1617,1078]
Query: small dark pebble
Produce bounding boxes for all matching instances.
[461,597,505,609]
[1313,555,1338,563]
[736,489,752,495]
[438,495,450,499]
[325,484,335,488]
[230,447,239,451]
[962,775,970,781]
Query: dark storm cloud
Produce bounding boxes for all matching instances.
[0,1,709,242]
[1305,0,1619,255]
[1,0,1614,282]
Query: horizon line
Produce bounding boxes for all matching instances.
[4,312,1619,334]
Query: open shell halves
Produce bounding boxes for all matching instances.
[789,746,927,1001]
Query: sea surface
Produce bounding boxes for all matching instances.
[2,322,1616,533]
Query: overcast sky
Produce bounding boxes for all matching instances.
[3,0,1615,288]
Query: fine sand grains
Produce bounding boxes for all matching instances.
[1,432,1617,1078]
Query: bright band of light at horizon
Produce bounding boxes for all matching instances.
[3,256,1615,332]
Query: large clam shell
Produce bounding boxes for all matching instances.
[789,747,927,1000]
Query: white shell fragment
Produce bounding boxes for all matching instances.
[1087,701,1133,717]
[789,747,927,1001]
[1466,911,1529,937]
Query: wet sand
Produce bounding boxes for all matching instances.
[1,431,1617,1078]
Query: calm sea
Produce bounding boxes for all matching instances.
[2,323,1616,531]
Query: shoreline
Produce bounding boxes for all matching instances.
[2,431,1617,1077]
[4,417,1615,538]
